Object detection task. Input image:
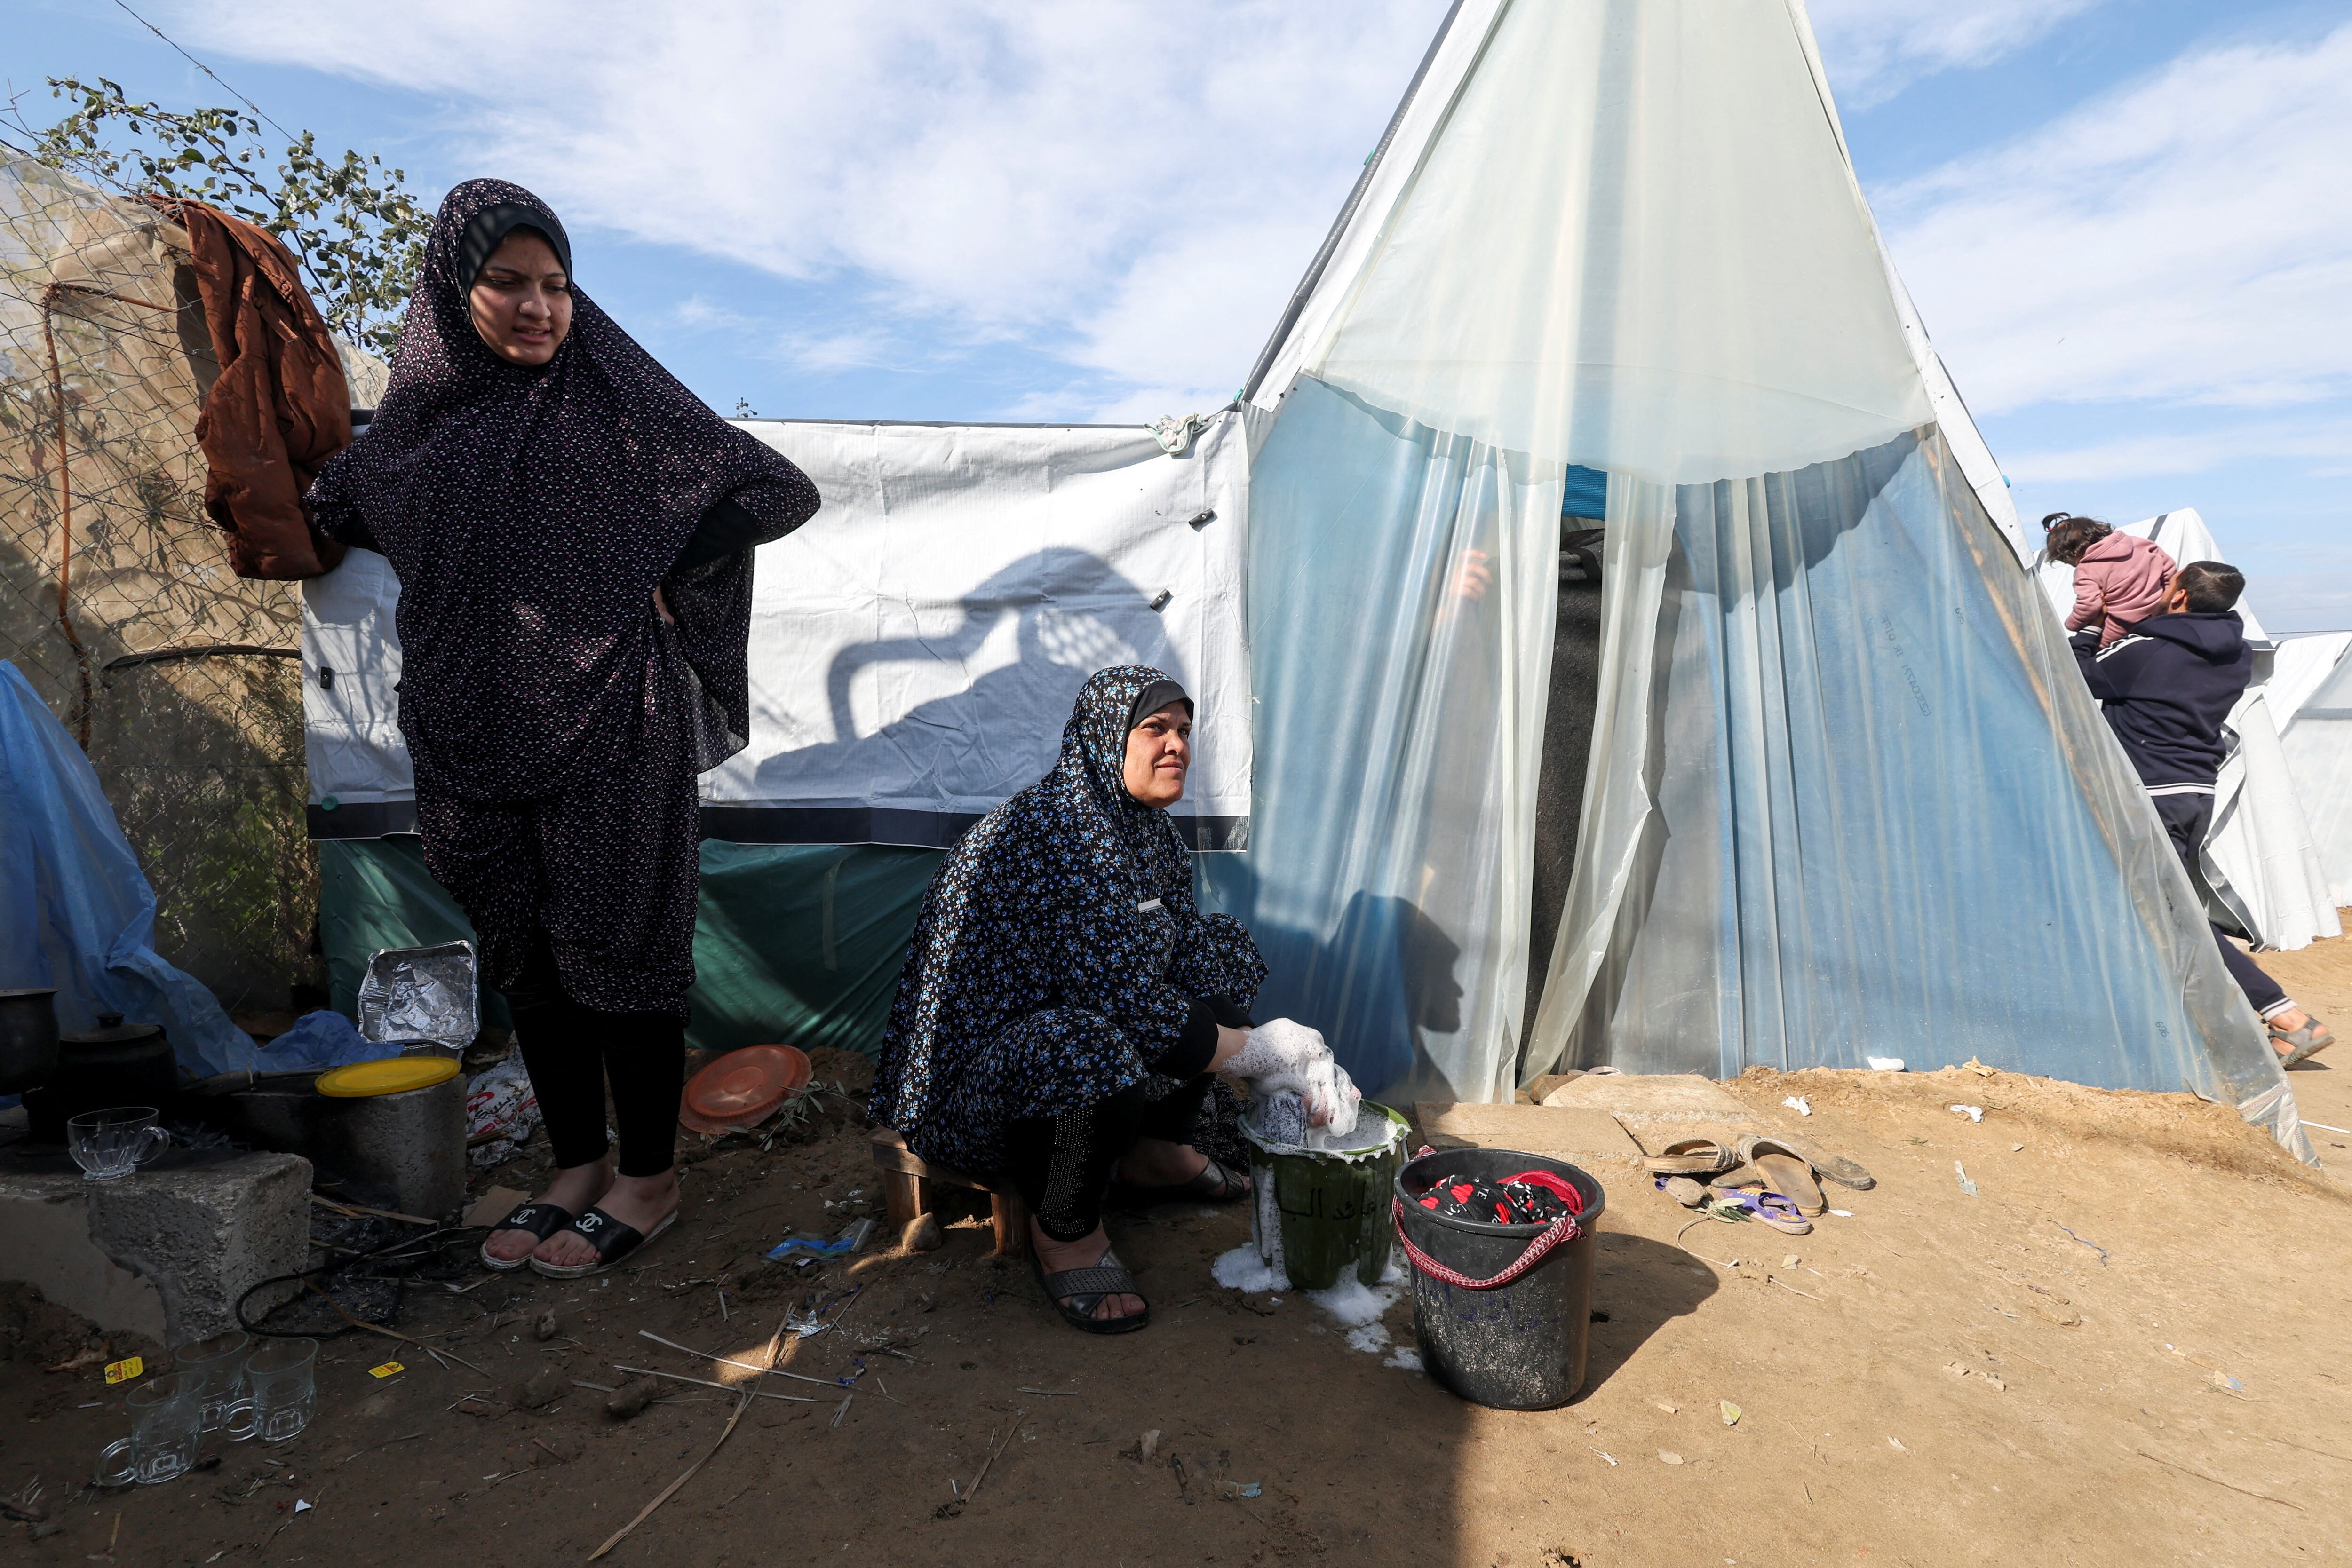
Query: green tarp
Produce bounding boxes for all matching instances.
[319,839,942,1059]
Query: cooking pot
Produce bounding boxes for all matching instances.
[24,1011,177,1143]
[0,988,60,1096]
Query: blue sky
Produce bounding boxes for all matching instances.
[11,0,2349,629]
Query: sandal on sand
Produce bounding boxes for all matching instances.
[1032,1247,1151,1336]
[478,1201,574,1271]
[2273,1018,2336,1069]
[1739,1135,1826,1217]
[530,1207,678,1279]
[1654,1174,1709,1208]
[1765,1132,1876,1191]
[1110,1154,1251,1206]
[1645,1138,1738,1177]
[1749,1192,1812,1236]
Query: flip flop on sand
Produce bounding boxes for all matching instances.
[1764,1131,1876,1191]
[1748,1192,1812,1236]
[1739,1135,1825,1217]
[1645,1138,1738,1177]
[1654,1174,1709,1208]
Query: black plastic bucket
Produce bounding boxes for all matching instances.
[1393,1148,1606,1410]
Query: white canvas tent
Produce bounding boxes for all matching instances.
[306,415,1255,847]
[2027,508,2340,953]
[301,0,2308,1157]
[2276,632,2352,909]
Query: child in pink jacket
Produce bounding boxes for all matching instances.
[2045,514,2176,648]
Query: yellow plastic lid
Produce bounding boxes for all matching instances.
[315,1055,461,1098]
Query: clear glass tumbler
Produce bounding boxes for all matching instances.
[66,1106,169,1181]
[171,1331,252,1433]
[95,1373,205,1487]
[226,1338,317,1444]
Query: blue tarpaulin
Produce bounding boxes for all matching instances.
[0,660,257,1077]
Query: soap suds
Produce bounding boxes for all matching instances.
[1212,1245,1407,1357]
[1211,1243,1286,1293]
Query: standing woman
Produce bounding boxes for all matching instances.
[307,180,820,1275]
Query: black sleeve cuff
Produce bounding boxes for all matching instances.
[672,496,769,576]
[1207,995,1253,1030]
[1155,998,1222,1079]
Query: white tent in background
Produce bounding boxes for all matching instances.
[2028,509,2341,952]
[2276,633,2352,909]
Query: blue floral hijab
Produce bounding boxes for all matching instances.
[871,666,1263,1172]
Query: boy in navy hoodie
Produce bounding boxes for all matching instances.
[2073,561,2334,1066]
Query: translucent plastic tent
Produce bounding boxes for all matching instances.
[1204,0,2304,1154]
[2028,508,2340,952]
[2278,633,2352,909]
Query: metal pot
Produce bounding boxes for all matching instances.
[0,988,60,1095]
[24,1011,176,1143]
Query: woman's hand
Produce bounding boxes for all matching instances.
[1222,1019,1362,1136]
[653,585,675,625]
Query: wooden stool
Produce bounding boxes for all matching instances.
[870,1128,1031,1259]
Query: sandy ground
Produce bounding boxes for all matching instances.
[6,927,2352,1568]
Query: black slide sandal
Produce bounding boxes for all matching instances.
[479,1201,575,1271]
[529,1206,678,1279]
[1111,1154,1251,1207]
[1033,1247,1151,1335]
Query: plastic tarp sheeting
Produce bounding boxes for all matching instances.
[319,837,938,1059]
[2280,638,2352,908]
[1224,0,2300,1155]
[1200,377,1556,1104]
[1526,433,2288,1126]
[302,414,1252,850]
[0,660,254,1076]
[2028,509,2339,951]
[1302,0,1932,485]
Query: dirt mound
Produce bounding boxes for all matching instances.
[1730,1062,2330,1191]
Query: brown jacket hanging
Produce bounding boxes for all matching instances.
[154,197,352,579]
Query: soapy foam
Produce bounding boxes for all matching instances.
[1384,1345,1424,1372]
[1213,1244,1409,1357]
[1211,1242,1287,1293]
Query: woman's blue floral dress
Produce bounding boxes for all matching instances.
[870,666,1265,1174]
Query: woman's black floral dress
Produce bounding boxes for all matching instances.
[870,666,1265,1174]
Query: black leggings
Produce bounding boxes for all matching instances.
[505,941,686,1178]
[1003,1076,1215,1243]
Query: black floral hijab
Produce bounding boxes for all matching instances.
[307,178,818,801]
[870,666,1225,1150]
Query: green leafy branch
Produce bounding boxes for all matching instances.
[14,76,427,356]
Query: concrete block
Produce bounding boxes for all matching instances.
[0,1152,310,1346]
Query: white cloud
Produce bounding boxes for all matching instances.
[1808,0,2106,109]
[2003,417,2352,483]
[1879,24,2352,416]
[160,0,1448,415]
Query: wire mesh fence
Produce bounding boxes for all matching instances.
[1,151,324,1013]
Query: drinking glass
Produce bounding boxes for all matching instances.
[171,1331,252,1433]
[66,1106,169,1181]
[226,1338,317,1444]
[95,1373,204,1487]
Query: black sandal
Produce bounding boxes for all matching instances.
[479,1202,576,1272]
[1110,1154,1251,1207]
[1032,1246,1151,1335]
[528,1206,678,1279]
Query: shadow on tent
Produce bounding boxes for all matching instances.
[739,545,1190,839]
